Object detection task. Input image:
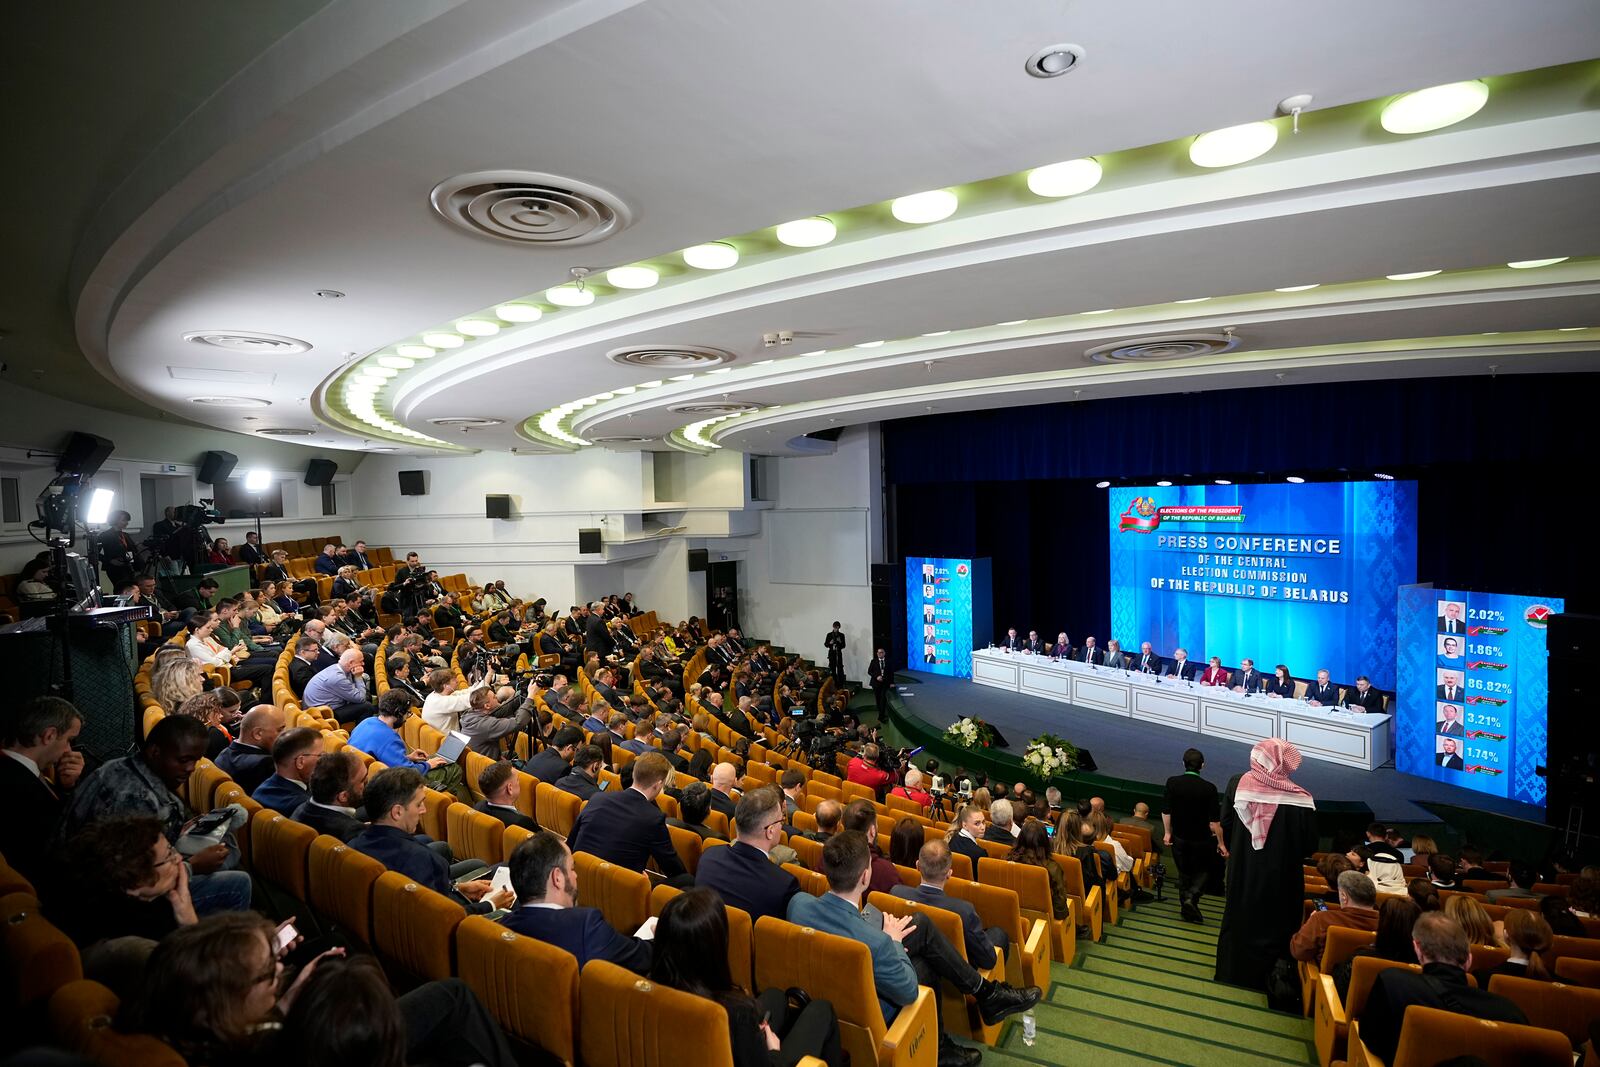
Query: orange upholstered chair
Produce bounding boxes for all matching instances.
[455,915,579,1063]
[1299,922,1375,1018]
[1488,973,1600,1048]
[447,802,506,866]
[1051,853,1102,942]
[1557,956,1600,987]
[783,862,829,897]
[978,857,1077,965]
[944,877,1052,993]
[1313,956,1419,1067]
[372,872,465,981]
[1,895,81,1017]
[649,883,754,993]
[1350,1004,1570,1066]
[210,782,262,867]
[49,979,185,1067]
[871,891,1003,1045]
[573,852,650,934]
[251,809,317,903]
[579,958,736,1067]
[307,836,385,946]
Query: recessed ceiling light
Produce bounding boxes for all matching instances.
[682,242,739,269]
[1506,258,1568,269]
[367,366,399,379]
[422,332,465,348]
[456,319,500,336]
[1559,327,1587,331]
[1024,43,1085,78]
[1082,308,1116,315]
[774,217,837,247]
[1373,472,1395,480]
[1386,270,1441,281]
[1095,480,1111,489]
[377,356,414,370]
[753,359,774,366]
[1175,297,1211,303]
[1189,121,1279,168]
[1286,476,1306,483]
[891,189,958,224]
[188,395,271,407]
[606,266,659,289]
[1214,479,1232,485]
[353,371,386,385]
[396,344,435,359]
[855,341,885,348]
[668,374,695,382]
[495,304,542,323]
[546,285,594,307]
[921,331,951,336]
[1380,80,1488,135]
[315,289,345,299]
[1026,157,1103,198]
[706,368,733,375]
[1275,284,1320,292]
[997,320,1028,326]
[1156,480,1173,487]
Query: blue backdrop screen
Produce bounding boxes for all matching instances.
[1396,586,1562,806]
[905,557,990,678]
[1108,481,1417,689]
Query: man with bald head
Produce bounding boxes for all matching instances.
[708,761,740,819]
[303,646,377,724]
[799,798,843,843]
[216,706,283,793]
[892,839,1006,968]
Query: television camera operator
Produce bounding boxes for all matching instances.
[387,553,433,617]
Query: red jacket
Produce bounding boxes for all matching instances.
[1201,666,1230,687]
[846,756,893,791]
[889,785,932,811]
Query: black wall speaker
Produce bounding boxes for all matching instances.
[578,528,603,554]
[58,432,114,477]
[304,458,338,486]
[870,563,896,662]
[197,450,238,485]
[398,470,427,496]
[1544,612,1600,820]
[688,548,709,572]
[486,494,512,520]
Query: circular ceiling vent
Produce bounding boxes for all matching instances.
[184,330,311,354]
[668,401,760,416]
[592,435,657,444]
[426,417,505,428]
[1084,332,1241,364]
[1025,43,1086,78]
[188,395,271,407]
[254,427,316,437]
[607,345,733,370]
[430,170,631,246]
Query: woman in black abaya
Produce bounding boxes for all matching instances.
[1214,738,1319,991]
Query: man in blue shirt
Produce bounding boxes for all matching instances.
[348,690,468,802]
[787,831,1038,1067]
[349,766,513,914]
[302,647,377,723]
[498,831,652,973]
[250,727,323,815]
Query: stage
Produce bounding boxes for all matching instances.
[885,670,1545,825]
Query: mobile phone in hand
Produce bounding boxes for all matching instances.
[275,922,298,952]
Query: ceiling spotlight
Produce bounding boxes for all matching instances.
[1373,472,1395,480]
[854,341,885,348]
[1386,270,1441,281]
[1026,157,1103,198]
[1286,475,1306,483]
[997,320,1028,326]
[774,216,837,247]
[495,304,542,323]
[1176,297,1211,303]
[1380,80,1489,135]
[1559,327,1587,331]
[1189,121,1279,168]
[396,344,435,359]
[1095,480,1111,489]
[456,319,500,336]
[682,242,739,269]
[545,285,593,308]
[376,355,414,370]
[422,332,465,348]
[314,289,345,299]
[1024,43,1085,78]
[1155,480,1173,487]
[1506,258,1568,269]
[1214,479,1232,485]
[606,265,659,289]
[891,189,958,224]
[367,366,399,379]
[1275,284,1320,292]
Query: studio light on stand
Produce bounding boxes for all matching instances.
[84,487,115,526]
[244,469,271,544]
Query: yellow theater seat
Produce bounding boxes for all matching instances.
[455,915,579,1063]
[307,836,385,946]
[372,871,465,982]
[579,958,736,1067]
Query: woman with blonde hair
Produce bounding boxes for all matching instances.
[969,786,992,813]
[1408,834,1438,860]
[1443,893,1501,948]
[150,655,205,714]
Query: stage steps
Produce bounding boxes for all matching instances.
[977,894,1315,1066]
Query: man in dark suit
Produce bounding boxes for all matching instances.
[555,745,603,801]
[892,839,1006,968]
[292,748,369,842]
[1436,738,1464,771]
[0,696,85,883]
[526,726,582,785]
[584,602,613,660]
[1346,676,1384,712]
[349,767,514,913]
[1000,628,1023,651]
[348,540,375,570]
[1232,658,1263,695]
[473,761,540,832]
[1436,673,1464,704]
[982,799,1019,845]
[566,751,686,879]
[1436,704,1464,737]
[313,544,342,576]
[1023,630,1045,653]
[1360,913,1526,1063]
[695,785,800,923]
[238,531,270,566]
[707,762,741,819]
[867,647,892,716]
[1165,648,1197,681]
[668,783,727,842]
[250,728,323,816]
[499,832,653,973]
[287,637,323,700]
[1306,669,1339,706]
[660,729,691,775]
[216,707,284,795]
[948,804,987,870]
[1437,602,1466,634]
[1135,642,1163,675]
[1079,637,1102,665]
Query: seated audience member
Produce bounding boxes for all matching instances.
[287,637,323,699]
[527,725,583,784]
[788,831,1039,1067]
[60,715,251,916]
[1443,893,1502,948]
[1541,893,1586,937]
[302,648,377,724]
[174,690,236,760]
[314,543,342,576]
[292,748,370,841]
[894,839,1008,968]
[653,887,844,1067]
[777,768,805,821]
[473,761,540,831]
[1333,896,1421,1000]
[385,653,427,707]
[1009,821,1071,922]
[349,767,513,914]
[694,785,801,923]
[420,668,486,735]
[174,576,219,617]
[215,706,283,794]
[1407,878,1442,913]
[842,798,901,896]
[946,803,987,869]
[671,783,730,843]
[1290,870,1380,962]
[459,682,532,760]
[1316,853,1355,904]
[499,831,652,973]
[1569,867,1600,918]
[1359,913,1528,1064]
[1485,861,1541,903]
[566,751,686,878]
[251,727,324,816]
[887,818,924,869]
[556,743,603,800]
[0,695,85,883]
[1427,852,1459,888]
[708,761,741,818]
[889,767,933,812]
[1455,845,1501,882]
[349,690,467,799]
[984,798,1019,844]
[149,655,205,716]
[845,743,895,794]
[1491,909,1554,981]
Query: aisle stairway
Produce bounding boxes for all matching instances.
[981,894,1316,1067]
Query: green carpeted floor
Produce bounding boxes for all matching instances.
[976,894,1316,1067]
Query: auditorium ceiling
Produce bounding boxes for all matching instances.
[5,0,1600,455]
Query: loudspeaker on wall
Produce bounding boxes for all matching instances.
[578,528,603,554]
[486,494,513,519]
[398,470,427,496]
[688,548,708,572]
[58,432,115,477]
[197,450,238,485]
[304,458,338,486]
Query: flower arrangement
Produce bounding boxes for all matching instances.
[1022,733,1079,780]
[943,716,998,750]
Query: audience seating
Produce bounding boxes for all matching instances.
[943,877,1051,993]
[1314,956,1419,1067]
[420,786,455,842]
[307,836,385,947]
[48,980,186,1067]
[539,784,583,839]
[447,803,506,866]
[1556,956,1600,987]
[455,915,580,1064]
[252,809,317,905]
[978,857,1077,965]
[649,883,754,993]
[665,824,704,875]
[1051,853,1101,943]
[579,958,737,1067]
[870,891,1003,1045]
[1299,923,1375,1018]
[1555,935,1600,967]
[753,916,937,1067]
[372,872,465,981]
[783,862,829,897]
[1349,1004,1570,1067]
[2,893,82,1027]
[1488,973,1600,1049]
[573,852,650,935]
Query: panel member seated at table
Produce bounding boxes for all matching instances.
[1262,664,1297,698]
[1102,640,1127,670]
[1346,676,1384,713]
[1200,656,1229,686]
[1164,648,1196,681]
[1306,668,1339,706]
[1049,632,1072,659]
[1024,630,1045,654]
[1135,642,1163,674]
[1078,636,1101,665]
[1231,658,1264,694]
[1000,628,1023,651]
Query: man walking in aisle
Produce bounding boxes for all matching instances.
[1162,747,1227,923]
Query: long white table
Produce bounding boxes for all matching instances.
[970,648,1391,770]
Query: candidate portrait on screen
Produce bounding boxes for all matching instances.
[923,605,935,623]
[1436,635,1464,668]
[922,562,935,579]
[1437,600,1467,634]
[1436,670,1465,703]
[1436,736,1464,771]
[922,583,935,599]
[923,643,936,663]
[922,623,935,639]
[1436,702,1464,736]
